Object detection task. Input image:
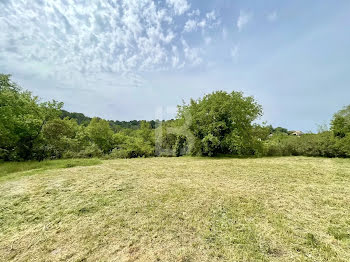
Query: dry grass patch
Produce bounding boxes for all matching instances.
[1,157,350,261]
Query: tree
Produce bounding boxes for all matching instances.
[252,123,271,141]
[42,118,80,158]
[137,121,155,145]
[330,105,350,157]
[0,74,62,160]
[273,126,289,134]
[331,105,350,138]
[60,110,91,126]
[177,91,262,156]
[86,117,114,153]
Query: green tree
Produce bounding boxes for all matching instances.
[137,121,155,145]
[274,126,289,134]
[177,91,262,156]
[252,123,271,141]
[0,74,62,160]
[111,132,154,158]
[42,118,81,158]
[86,117,114,153]
[331,105,350,138]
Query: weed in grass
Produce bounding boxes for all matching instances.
[305,233,319,247]
[328,226,350,241]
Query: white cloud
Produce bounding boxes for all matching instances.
[206,11,216,21]
[170,45,184,69]
[237,10,253,32]
[184,19,197,32]
[0,0,209,85]
[197,19,206,28]
[183,10,218,33]
[166,0,190,15]
[181,39,203,66]
[267,11,278,22]
[188,9,200,17]
[206,11,221,28]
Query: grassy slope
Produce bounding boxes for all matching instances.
[0,157,350,261]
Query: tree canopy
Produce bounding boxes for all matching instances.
[0,74,63,160]
[177,91,262,156]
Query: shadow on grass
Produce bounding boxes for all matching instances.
[0,158,102,181]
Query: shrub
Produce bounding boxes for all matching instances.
[110,135,154,158]
[77,143,103,158]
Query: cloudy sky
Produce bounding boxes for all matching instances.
[1,0,350,131]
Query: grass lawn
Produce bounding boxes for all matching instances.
[1,157,350,261]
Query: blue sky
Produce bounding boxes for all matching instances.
[1,0,349,131]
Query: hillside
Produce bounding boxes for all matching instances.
[60,109,157,130]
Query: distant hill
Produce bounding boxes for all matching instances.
[60,110,156,130]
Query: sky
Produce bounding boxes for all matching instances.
[1,0,350,132]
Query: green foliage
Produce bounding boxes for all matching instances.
[177,91,262,156]
[173,135,188,157]
[252,124,271,141]
[109,119,156,130]
[202,134,220,156]
[86,118,114,153]
[110,137,154,158]
[41,118,81,158]
[77,143,103,158]
[0,74,63,161]
[61,109,156,130]
[263,131,349,158]
[273,126,289,134]
[110,127,154,158]
[136,121,155,145]
[61,110,91,126]
[3,73,350,161]
[331,105,350,138]
[154,119,190,157]
[261,105,350,158]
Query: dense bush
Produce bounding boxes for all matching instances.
[263,131,350,158]
[110,131,154,158]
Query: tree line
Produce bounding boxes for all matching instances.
[1,73,349,161]
[61,110,156,130]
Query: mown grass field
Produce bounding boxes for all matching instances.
[1,157,350,261]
